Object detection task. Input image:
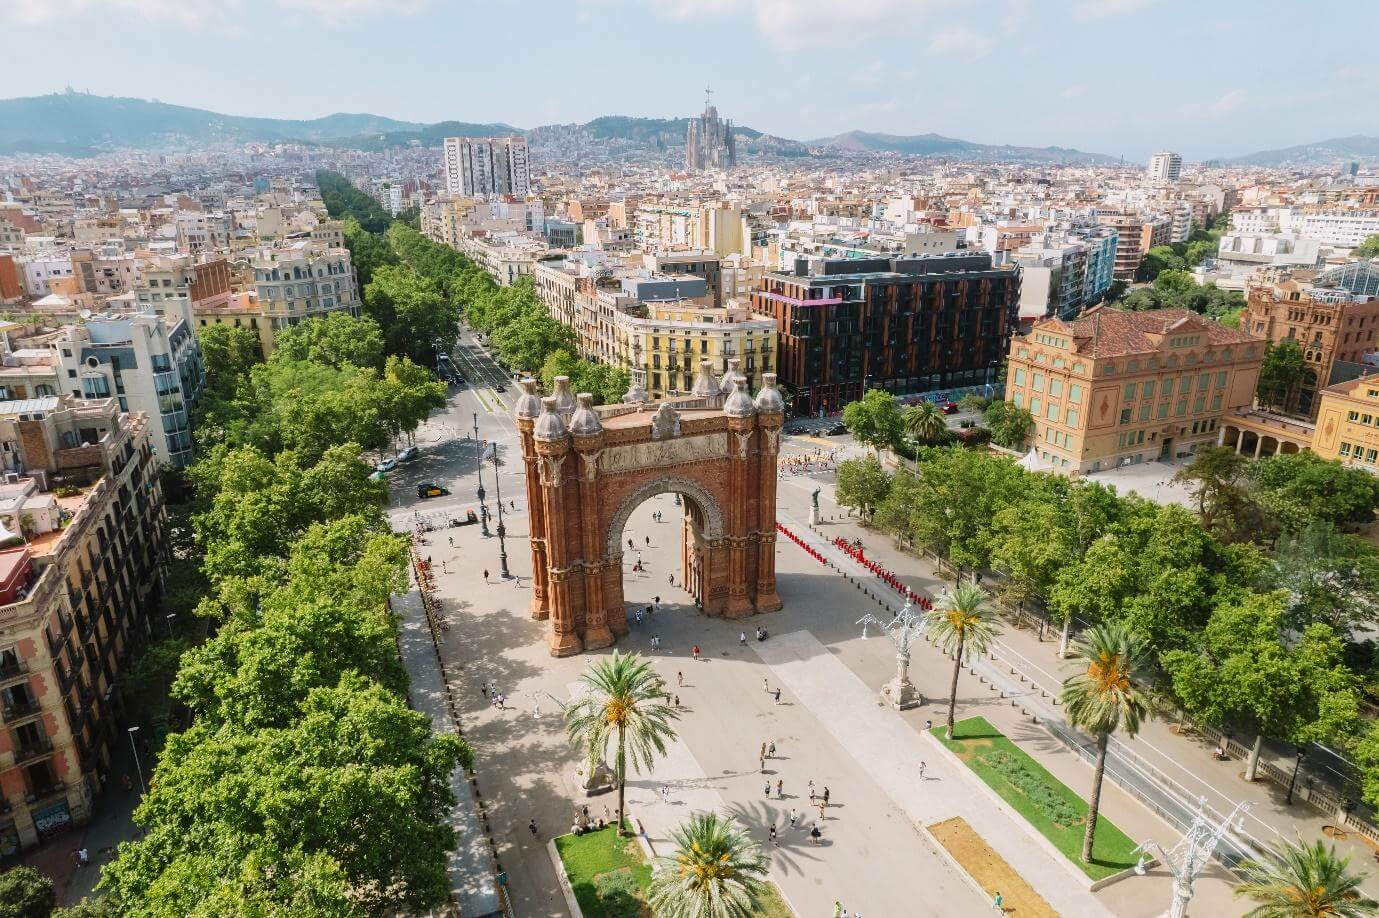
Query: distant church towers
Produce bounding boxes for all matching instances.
[686,88,736,171]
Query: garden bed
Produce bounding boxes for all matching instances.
[931,716,1139,880]
[554,824,794,917]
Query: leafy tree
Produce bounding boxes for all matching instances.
[1162,591,1359,781]
[564,651,679,835]
[989,499,1074,620]
[538,349,630,406]
[981,400,1034,450]
[903,401,950,446]
[340,215,398,288]
[316,170,391,234]
[873,470,923,545]
[1233,837,1377,918]
[49,899,118,918]
[1173,445,1256,539]
[0,865,55,918]
[102,677,469,915]
[1154,269,1197,297]
[1250,451,1379,531]
[1354,234,1379,260]
[903,448,1031,580]
[1139,245,1185,281]
[197,324,262,404]
[648,813,770,918]
[1103,279,1129,303]
[927,583,1002,739]
[1257,339,1306,410]
[363,263,456,366]
[834,456,891,521]
[273,313,385,370]
[379,356,448,447]
[1061,622,1149,864]
[1268,523,1379,633]
[1046,534,1135,655]
[958,393,993,414]
[1120,288,1163,311]
[842,389,904,453]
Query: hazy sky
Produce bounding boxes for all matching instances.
[4,0,1375,161]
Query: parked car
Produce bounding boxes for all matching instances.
[374,457,398,473]
[416,483,450,499]
[494,383,507,392]
[942,402,960,415]
[827,423,848,436]
[397,446,420,462]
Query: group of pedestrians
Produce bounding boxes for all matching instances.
[762,739,830,849]
[777,448,841,475]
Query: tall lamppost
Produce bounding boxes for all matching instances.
[1285,745,1307,805]
[473,413,490,537]
[127,725,147,796]
[491,440,510,579]
[1134,797,1252,918]
[858,598,925,710]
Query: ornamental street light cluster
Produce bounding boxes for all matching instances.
[1133,797,1252,918]
[858,598,926,710]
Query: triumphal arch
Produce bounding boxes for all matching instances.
[514,362,784,656]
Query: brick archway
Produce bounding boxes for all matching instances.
[515,370,785,657]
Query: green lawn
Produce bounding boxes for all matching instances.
[932,716,1140,880]
[555,824,795,917]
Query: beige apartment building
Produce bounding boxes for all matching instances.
[1312,376,1379,470]
[0,396,164,855]
[615,300,776,399]
[1004,308,1266,473]
[249,241,361,331]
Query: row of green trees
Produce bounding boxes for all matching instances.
[1115,269,1245,321]
[834,443,1379,802]
[1137,214,1230,282]
[316,169,392,234]
[90,302,467,911]
[841,389,1035,455]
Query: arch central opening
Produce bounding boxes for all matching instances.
[606,479,722,618]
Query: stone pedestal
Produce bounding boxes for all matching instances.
[882,676,923,711]
[809,506,819,526]
[577,760,616,797]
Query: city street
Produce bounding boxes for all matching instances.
[386,335,1245,917]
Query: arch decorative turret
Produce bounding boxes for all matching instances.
[514,375,784,656]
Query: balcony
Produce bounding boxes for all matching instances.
[12,735,53,766]
[0,657,26,683]
[3,697,42,722]
[23,780,67,806]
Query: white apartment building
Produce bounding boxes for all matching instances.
[442,137,531,198]
[457,232,548,286]
[1148,151,1183,183]
[18,254,74,298]
[249,242,361,331]
[1232,207,1379,250]
[174,212,231,254]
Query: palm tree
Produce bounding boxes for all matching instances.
[648,812,771,918]
[904,401,950,447]
[1061,622,1149,864]
[1235,837,1378,918]
[564,650,679,835]
[925,582,1002,740]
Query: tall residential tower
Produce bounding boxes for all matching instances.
[443,136,531,198]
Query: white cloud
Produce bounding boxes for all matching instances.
[645,0,956,50]
[1073,0,1151,20]
[1061,84,1087,99]
[1180,88,1248,119]
[2,0,420,25]
[927,26,994,57]
[1000,0,1032,35]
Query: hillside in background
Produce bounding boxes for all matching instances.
[1226,135,1379,167]
[810,130,1118,165]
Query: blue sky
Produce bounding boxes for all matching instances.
[4,0,1375,161]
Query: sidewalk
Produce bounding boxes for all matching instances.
[394,588,502,917]
[801,485,1379,875]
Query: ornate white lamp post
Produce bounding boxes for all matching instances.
[1134,797,1252,918]
[858,598,925,710]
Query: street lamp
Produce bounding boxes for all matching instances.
[127,726,146,796]
[857,598,925,710]
[491,440,510,579]
[1286,745,1307,805]
[473,413,490,537]
[1134,797,1252,918]
[165,613,177,637]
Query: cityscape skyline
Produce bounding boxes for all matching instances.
[2,0,1376,161]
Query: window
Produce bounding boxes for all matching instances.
[1194,396,1206,413]
[1198,373,1210,391]
[1120,408,1132,424]
[1139,404,1151,422]
[1211,394,1222,411]
[1031,397,1042,415]
[1032,372,1045,392]
[1013,367,1027,386]
[1012,391,1023,409]
[1341,442,1353,457]
[1046,403,1059,421]
[1049,378,1063,397]
[1176,400,1187,417]
[1350,411,1362,422]
[1142,380,1155,399]
[1178,376,1191,395]
[1216,371,1228,389]
[1123,382,1136,401]
[1069,384,1083,404]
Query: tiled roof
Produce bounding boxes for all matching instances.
[1036,308,1263,359]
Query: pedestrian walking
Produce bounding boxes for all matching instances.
[645,536,651,546]
[483,569,490,582]
[660,785,669,804]
[773,687,781,705]
[834,902,843,918]
[823,786,831,806]
[628,537,635,550]
[740,630,747,646]
[809,780,815,802]
[691,645,701,661]
[603,805,611,822]
[760,741,767,759]
[669,573,675,585]
[817,802,825,821]
[810,825,822,845]
[510,499,515,510]
[919,761,927,780]
[481,682,489,698]
[776,779,783,798]
[769,823,778,846]
[533,696,542,718]
[763,677,770,693]
[759,753,766,773]
[646,604,653,617]
[448,536,454,547]
[768,742,776,758]
[673,694,680,708]
[993,891,1003,912]
[677,671,683,686]
[764,781,771,797]
[788,808,797,828]
[635,609,643,625]
[528,818,538,837]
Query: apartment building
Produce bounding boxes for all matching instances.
[1312,376,1379,471]
[616,300,775,399]
[249,241,361,331]
[174,211,231,254]
[752,253,1020,417]
[457,232,548,287]
[1241,268,1379,416]
[0,397,164,856]
[442,137,531,198]
[1004,308,1265,473]
[1095,210,1173,280]
[1148,151,1183,183]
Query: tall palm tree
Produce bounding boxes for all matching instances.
[1061,622,1149,864]
[904,401,950,447]
[564,651,679,835]
[1235,837,1378,918]
[648,812,770,918]
[925,582,1002,740]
